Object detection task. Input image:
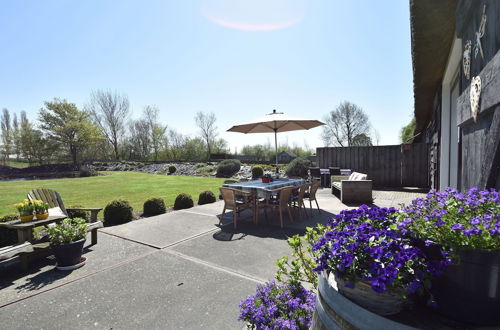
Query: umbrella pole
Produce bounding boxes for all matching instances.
[274,128,278,173]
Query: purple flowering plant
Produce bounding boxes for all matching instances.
[238,281,315,330]
[312,205,439,295]
[398,187,500,251]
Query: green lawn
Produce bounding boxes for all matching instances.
[0,172,225,216]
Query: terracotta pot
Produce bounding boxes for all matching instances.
[19,214,34,222]
[35,212,49,220]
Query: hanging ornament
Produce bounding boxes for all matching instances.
[470,76,481,122]
[463,40,472,80]
[474,5,487,59]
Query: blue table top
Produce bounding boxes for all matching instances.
[223,178,306,198]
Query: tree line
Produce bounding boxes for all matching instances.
[0,90,313,166]
[1,95,402,166]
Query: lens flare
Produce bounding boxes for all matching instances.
[201,0,305,32]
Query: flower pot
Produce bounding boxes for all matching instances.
[432,249,500,325]
[336,277,407,315]
[35,212,49,220]
[50,238,86,267]
[19,214,34,222]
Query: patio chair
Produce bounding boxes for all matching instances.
[309,167,321,182]
[27,189,103,245]
[256,186,294,228]
[290,184,309,218]
[219,187,254,229]
[304,181,321,214]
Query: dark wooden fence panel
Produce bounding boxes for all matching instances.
[317,144,430,188]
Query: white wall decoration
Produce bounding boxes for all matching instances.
[463,40,472,79]
[470,76,481,121]
[474,5,487,59]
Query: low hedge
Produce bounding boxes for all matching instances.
[174,193,194,210]
[216,159,241,178]
[104,200,134,225]
[143,197,166,216]
[198,190,216,205]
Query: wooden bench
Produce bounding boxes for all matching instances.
[332,172,373,204]
[0,242,34,261]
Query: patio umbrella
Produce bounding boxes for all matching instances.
[227,109,325,171]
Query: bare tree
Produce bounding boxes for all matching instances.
[127,119,150,160]
[143,105,167,161]
[87,90,130,160]
[194,111,217,160]
[168,129,185,160]
[321,101,372,147]
[0,108,12,162]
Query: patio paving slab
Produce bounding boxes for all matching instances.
[0,233,155,307]
[100,210,221,248]
[0,251,256,330]
[167,222,307,282]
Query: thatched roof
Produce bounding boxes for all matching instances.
[410,0,458,133]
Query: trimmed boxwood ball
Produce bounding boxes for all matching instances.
[168,165,176,174]
[251,166,264,178]
[198,190,216,205]
[104,200,133,225]
[174,193,194,210]
[216,159,241,178]
[143,197,166,216]
[67,204,90,221]
[285,157,312,178]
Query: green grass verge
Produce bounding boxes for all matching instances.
[0,171,225,216]
[4,161,31,168]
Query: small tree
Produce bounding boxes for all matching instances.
[321,101,372,147]
[195,111,217,160]
[350,133,373,147]
[143,105,167,161]
[400,117,416,144]
[39,98,102,164]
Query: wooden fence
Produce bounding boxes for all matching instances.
[316,143,430,188]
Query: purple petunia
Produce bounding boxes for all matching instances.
[238,281,315,329]
[313,206,437,295]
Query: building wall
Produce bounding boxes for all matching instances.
[455,0,500,190]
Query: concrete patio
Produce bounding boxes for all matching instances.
[0,188,426,329]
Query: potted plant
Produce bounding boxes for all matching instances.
[47,217,88,270]
[312,206,443,315]
[398,187,500,325]
[15,199,34,222]
[262,173,272,183]
[33,200,50,220]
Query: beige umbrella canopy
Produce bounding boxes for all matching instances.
[227,109,325,170]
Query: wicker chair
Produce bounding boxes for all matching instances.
[290,184,309,218]
[219,187,254,229]
[256,186,294,228]
[304,181,321,214]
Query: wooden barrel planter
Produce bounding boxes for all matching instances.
[311,272,417,330]
[432,249,500,325]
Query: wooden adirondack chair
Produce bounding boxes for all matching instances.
[27,189,103,245]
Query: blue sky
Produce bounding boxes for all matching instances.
[0,0,413,152]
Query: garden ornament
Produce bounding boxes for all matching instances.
[470,76,481,122]
[463,40,471,80]
[474,5,487,59]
